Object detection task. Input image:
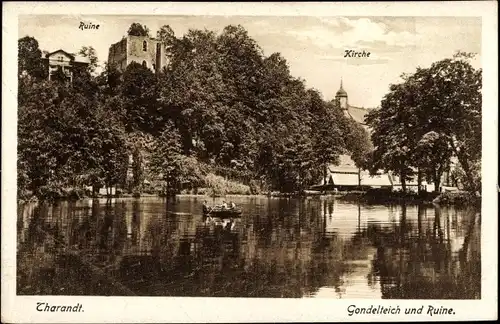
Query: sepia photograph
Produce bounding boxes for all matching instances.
[2,2,498,323]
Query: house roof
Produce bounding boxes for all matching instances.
[390,175,420,186]
[74,55,90,64]
[360,171,392,186]
[45,49,75,59]
[346,105,370,125]
[331,173,359,186]
[44,49,90,64]
[328,154,359,173]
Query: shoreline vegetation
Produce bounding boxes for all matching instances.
[17,24,481,209]
[18,185,480,208]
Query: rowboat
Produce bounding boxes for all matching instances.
[203,207,242,219]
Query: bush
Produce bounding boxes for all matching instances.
[17,189,34,201]
[366,188,393,197]
[34,184,64,201]
[337,189,441,205]
[204,173,251,196]
[249,180,263,195]
[64,187,87,200]
[115,188,124,197]
[433,191,480,207]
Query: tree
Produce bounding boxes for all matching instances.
[18,36,47,80]
[342,119,373,168]
[78,46,99,74]
[149,122,184,195]
[96,62,123,97]
[366,83,417,192]
[125,131,156,194]
[120,62,159,133]
[91,119,128,196]
[411,52,481,193]
[310,100,344,187]
[414,131,453,192]
[366,52,481,194]
[127,23,150,37]
[157,25,177,52]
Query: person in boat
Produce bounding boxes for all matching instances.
[221,201,228,209]
[229,201,236,210]
[202,200,211,214]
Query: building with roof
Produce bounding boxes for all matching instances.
[312,155,394,190]
[108,35,168,74]
[313,80,458,192]
[42,49,90,82]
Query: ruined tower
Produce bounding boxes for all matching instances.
[108,35,168,73]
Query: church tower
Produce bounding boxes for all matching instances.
[335,78,348,109]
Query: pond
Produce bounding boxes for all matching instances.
[17,196,481,299]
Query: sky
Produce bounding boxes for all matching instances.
[19,15,481,108]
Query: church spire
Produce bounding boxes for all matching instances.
[335,78,348,98]
[335,77,348,109]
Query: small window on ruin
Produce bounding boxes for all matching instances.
[152,63,156,71]
[142,60,147,68]
[143,40,148,52]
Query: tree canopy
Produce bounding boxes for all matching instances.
[78,46,99,74]
[366,52,481,193]
[18,36,47,80]
[127,23,150,37]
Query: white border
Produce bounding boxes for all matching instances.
[2,2,498,323]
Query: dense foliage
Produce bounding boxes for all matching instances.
[18,75,128,199]
[17,23,372,200]
[127,23,150,37]
[18,36,47,80]
[365,52,482,193]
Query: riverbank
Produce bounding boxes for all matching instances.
[335,190,481,207]
[18,188,481,208]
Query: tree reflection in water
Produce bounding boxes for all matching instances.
[16,197,480,299]
[366,204,480,299]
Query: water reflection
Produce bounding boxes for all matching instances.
[17,197,480,298]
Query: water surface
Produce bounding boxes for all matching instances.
[17,196,481,298]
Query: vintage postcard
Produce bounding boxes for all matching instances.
[2,1,498,323]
